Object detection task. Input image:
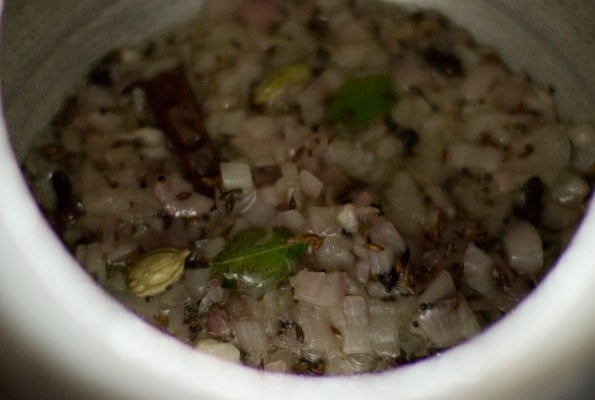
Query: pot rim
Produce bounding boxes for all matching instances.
[0,1,594,399]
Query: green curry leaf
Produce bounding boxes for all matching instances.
[208,227,308,295]
[330,74,396,128]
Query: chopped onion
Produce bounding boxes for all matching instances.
[196,339,241,363]
[291,270,347,307]
[84,242,106,282]
[133,127,165,147]
[299,169,323,199]
[367,221,406,253]
[462,63,507,102]
[486,71,529,111]
[503,222,543,275]
[446,142,502,173]
[368,302,399,357]
[385,171,431,236]
[243,115,279,140]
[240,192,276,226]
[418,270,456,305]
[207,305,231,336]
[342,296,372,355]
[233,319,268,354]
[240,0,280,32]
[295,303,337,355]
[337,204,358,233]
[463,245,499,300]
[198,237,226,260]
[160,283,189,307]
[354,260,370,284]
[184,268,211,299]
[417,295,480,347]
[353,191,373,208]
[308,206,341,235]
[425,185,456,218]
[154,179,213,218]
[315,235,354,271]
[258,186,281,207]
[220,161,254,192]
[551,173,589,205]
[265,360,288,372]
[106,243,137,263]
[261,289,281,336]
[276,209,307,232]
[567,123,595,172]
[366,248,394,275]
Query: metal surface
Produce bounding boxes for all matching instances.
[0,1,594,399]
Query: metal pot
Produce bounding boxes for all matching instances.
[0,1,594,399]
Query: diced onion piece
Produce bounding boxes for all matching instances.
[299,169,323,198]
[154,180,213,218]
[85,242,106,282]
[220,161,254,192]
[385,171,431,235]
[551,173,589,205]
[343,296,372,355]
[280,161,299,183]
[418,270,456,305]
[503,222,543,275]
[196,339,241,363]
[276,209,306,232]
[368,302,399,357]
[295,303,337,354]
[567,123,595,172]
[367,221,406,253]
[315,236,354,270]
[366,249,394,275]
[240,192,276,226]
[568,123,595,147]
[418,295,480,347]
[291,270,347,307]
[201,237,226,260]
[495,126,571,192]
[354,260,370,284]
[184,268,211,299]
[207,305,230,336]
[243,115,278,140]
[463,245,498,299]
[133,127,165,147]
[425,185,456,218]
[308,206,341,235]
[462,63,507,102]
[107,243,137,263]
[233,319,268,354]
[337,204,358,233]
[447,142,502,173]
[265,360,288,372]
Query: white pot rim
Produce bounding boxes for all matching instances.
[0,1,594,398]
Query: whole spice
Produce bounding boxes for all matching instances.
[254,63,312,105]
[141,69,220,198]
[127,248,191,297]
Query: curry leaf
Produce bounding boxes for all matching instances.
[330,74,396,128]
[208,227,308,295]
